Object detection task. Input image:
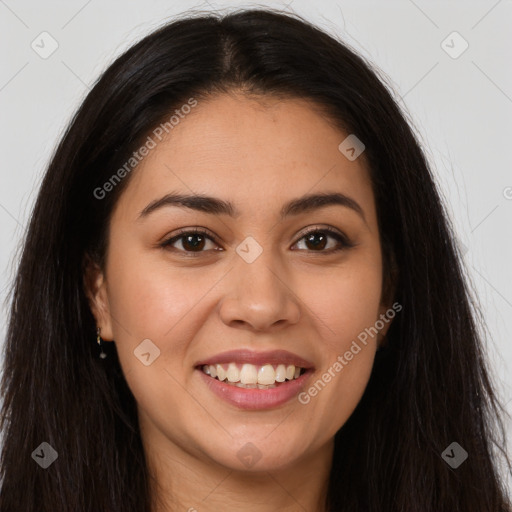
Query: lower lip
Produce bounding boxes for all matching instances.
[197,368,312,410]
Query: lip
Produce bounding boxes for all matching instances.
[197,367,314,410]
[194,349,314,369]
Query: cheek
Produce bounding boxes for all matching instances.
[104,245,230,408]
[106,244,210,341]
[294,255,382,431]
[302,257,383,349]
[301,346,375,443]
[104,255,196,427]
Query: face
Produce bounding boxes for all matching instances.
[86,92,394,474]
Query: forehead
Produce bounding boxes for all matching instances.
[113,92,376,223]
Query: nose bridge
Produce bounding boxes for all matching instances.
[237,238,281,292]
[219,235,300,330]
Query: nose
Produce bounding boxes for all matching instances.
[218,245,301,332]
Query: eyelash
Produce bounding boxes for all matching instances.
[160,226,354,256]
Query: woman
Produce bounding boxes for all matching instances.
[1,7,510,512]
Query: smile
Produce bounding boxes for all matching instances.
[201,363,306,389]
[195,348,314,409]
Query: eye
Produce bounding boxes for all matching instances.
[292,226,353,253]
[160,226,354,256]
[160,228,221,255]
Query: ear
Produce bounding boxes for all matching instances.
[83,254,114,341]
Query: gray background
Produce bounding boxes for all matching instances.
[1,0,511,487]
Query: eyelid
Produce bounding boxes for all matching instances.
[291,225,355,252]
[295,224,349,242]
[169,226,218,239]
[159,227,222,253]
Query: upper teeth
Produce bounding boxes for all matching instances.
[202,363,302,385]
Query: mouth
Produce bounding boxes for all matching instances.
[194,349,314,410]
[199,362,307,389]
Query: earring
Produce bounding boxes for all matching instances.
[96,327,107,359]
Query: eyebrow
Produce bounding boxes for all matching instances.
[138,191,367,223]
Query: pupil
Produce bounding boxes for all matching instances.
[307,232,326,250]
[184,234,205,251]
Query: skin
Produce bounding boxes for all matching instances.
[85,91,395,512]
